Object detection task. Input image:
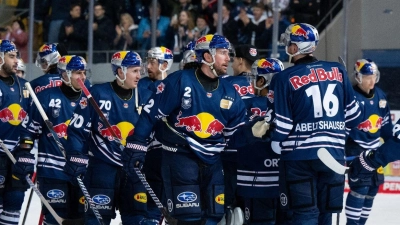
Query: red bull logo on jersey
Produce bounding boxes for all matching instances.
[0,104,27,126]
[49,120,70,139]
[289,67,343,90]
[175,111,225,138]
[34,80,63,93]
[357,114,383,133]
[98,121,134,145]
[291,25,309,39]
[215,194,224,205]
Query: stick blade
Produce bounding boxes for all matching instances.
[62,218,85,225]
[317,148,349,174]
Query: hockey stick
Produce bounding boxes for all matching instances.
[317,148,349,174]
[0,140,84,225]
[25,82,105,225]
[21,172,36,225]
[77,79,171,219]
[338,56,346,69]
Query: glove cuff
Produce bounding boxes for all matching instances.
[359,151,376,171]
[125,143,147,152]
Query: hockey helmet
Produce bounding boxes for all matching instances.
[354,59,380,84]
[35,43,61,72]
[251,58,284,90]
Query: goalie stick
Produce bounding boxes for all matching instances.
[25,82,105,225]
[317,148,349,174]
[0,139,84,225]
[77,79,171,220]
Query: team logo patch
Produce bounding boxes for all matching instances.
[134,192,147,203]
[47,189,65,199]
[220,99,232,109]
[123,103,128,108]
[92,194,111,205]
[0,175,5,184]
[156,82,165,94]
[177,192,197,203]
[79,196,85,204]
[267,90,274,103]
[52,107,60,118]
[181,97,192,109]
[249,48,257,56]
[10,87,14,92]
[79,97,88,109]
[207,92,212,98]
[167,199,173,212]
[215,194,224,205]
[379,99,387,108]
[280,193,287,206]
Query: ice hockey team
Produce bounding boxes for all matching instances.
[0,20,392,225]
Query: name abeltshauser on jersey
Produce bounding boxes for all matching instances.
[295,121,346,132]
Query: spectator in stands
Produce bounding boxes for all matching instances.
[237,2,267,49]
[113,13,138,51]
[212,3,239,46]
[58,4,88,58]
[289,0,319,26]
[137,1,170,57]
[170,10,195,59]
[170,0,198,20]
[196,0,217,26]
[261,11,291,60]
[42,0,73,43]
[7,20,28,62]
[193,15,213,41]
[93,2,114,63]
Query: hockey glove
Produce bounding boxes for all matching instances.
[12,149,35,181]
[64,152,89,183]
[246,116,274,141]
[122,138,147,175]
[349,150,380,182]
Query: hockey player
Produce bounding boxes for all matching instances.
[0,40,32,224]
[221,44,258,220]
[123,34,271,225]
[344,59,392,225]
[235,58,284,225]
[64,51,153,225]
[179,41,198,70]
[138,46,174,91]
[31,43,90,94]
[15,59,25,78]
[141,46,174,224]
[20,55,88,225]
[268,23,362,224]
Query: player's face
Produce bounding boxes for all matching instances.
[213,48,230,75]
[1,52,18,76]
[359,74,377,93]
[124,66,141,89]
[69,70,86,90]
[146,58,161,80]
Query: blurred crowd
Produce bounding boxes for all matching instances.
[0,0,337,63]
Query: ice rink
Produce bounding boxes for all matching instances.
[18,189,400,225]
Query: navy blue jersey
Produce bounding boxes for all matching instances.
[130,69,247,164]
[345,86,392,156]
[236,96,279,198]
[66,82,153,166]
[373,119,400,167]
[30,73,92,94]
[138,77,155,92]
[21,87,85,180]
[222,73,255,99]
[0,75,30,151]
[268,60,362,161]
